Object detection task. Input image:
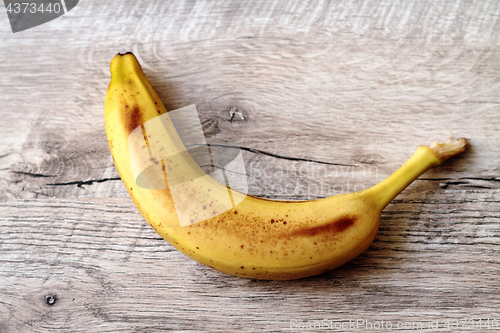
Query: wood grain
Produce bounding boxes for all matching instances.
[0,0,498,200]
[0,0,499,331]
[1,195,499,332]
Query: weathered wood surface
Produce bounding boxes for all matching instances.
[0,0,499,331]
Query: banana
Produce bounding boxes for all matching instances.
[105,53,468,280]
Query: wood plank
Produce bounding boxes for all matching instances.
[0,0,498,200]
[0,195,499,332]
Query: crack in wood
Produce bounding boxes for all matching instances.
[209,143,358,167]
[46,177,122,188]
[25,145,362,190]
[420,177,500,182]
[419,177,500,189]
[12,171,57,178]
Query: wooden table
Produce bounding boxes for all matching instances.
[1,1,499,331]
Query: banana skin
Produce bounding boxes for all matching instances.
[105,53,468,280]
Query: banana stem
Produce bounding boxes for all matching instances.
[363,138,468,210]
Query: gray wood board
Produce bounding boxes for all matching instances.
[0,0,499,331]
[1,195,499,332]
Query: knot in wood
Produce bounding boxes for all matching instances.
[45,294,57,306]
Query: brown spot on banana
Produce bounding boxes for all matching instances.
[290,216,357,237]
[125,105,142,135]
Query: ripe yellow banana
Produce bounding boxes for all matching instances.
[105,53,468,280]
